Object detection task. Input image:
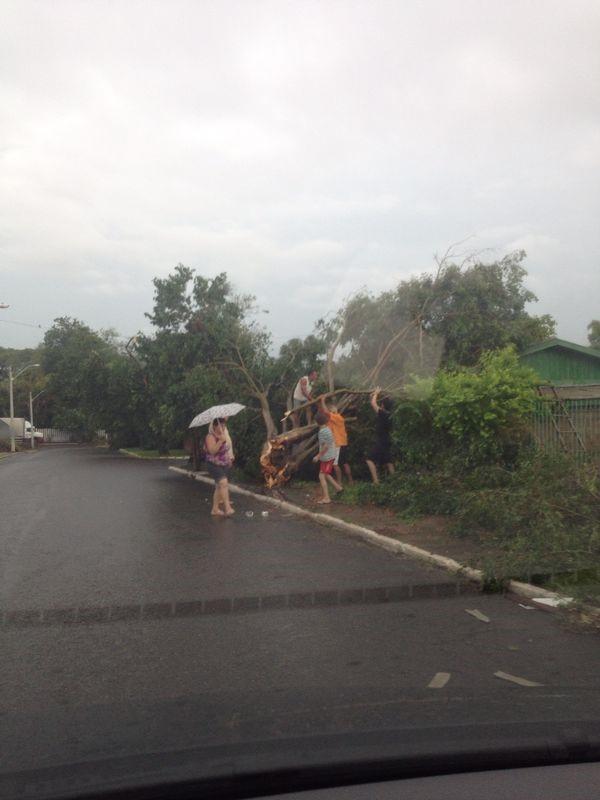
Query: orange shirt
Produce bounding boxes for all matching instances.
[327,412,348,446]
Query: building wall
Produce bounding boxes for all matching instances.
[521,347,600,384]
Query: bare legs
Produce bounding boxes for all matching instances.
[318,471,342,503]
[366,460,394,484]
[366,459,379,484]
[334,462,354,486]
[211,478,234,516]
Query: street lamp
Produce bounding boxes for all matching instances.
[29,389,46,450]
[8,364,40,453]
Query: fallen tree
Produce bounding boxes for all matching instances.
[260,389,366,488]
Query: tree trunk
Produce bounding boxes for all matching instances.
[257,391,278,440]
[260,390,366,488]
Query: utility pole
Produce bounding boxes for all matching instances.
[29,389,45,450]
[29,391,35,450]
[9,365,15,453]
[7,364,40,453]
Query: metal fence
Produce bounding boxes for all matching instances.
[531,397,600,462]
[38,428,79,443]
[38,428,108,443]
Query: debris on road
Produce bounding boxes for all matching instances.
[465,608,490,623]
[532,596,574,608]
[518,603,535,610]
[428,672,450,689]
[245,511,254,518]
[261,511,269,517]
[494,670,542,687]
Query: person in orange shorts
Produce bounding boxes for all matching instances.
[319,396,354,486]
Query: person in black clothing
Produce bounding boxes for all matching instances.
[366,386,395,484]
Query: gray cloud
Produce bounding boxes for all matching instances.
[1,0,599,350]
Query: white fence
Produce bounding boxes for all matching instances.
[38,428,78,443]
[38,429,107,443]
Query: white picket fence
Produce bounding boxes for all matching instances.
[38,428,107,443]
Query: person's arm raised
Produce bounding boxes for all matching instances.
[370,387,381,413]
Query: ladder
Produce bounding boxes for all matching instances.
[542,386,587,455]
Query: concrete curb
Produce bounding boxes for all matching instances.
[168,466,568,605]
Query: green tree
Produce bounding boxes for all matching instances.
[136,265,329,463]
[396,250,555,367]
[137,266,276,452]
[317,250,553,397]
[42,317,139,441]
[588,319,600,349]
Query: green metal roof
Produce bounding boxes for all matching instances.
[521,337,600,360]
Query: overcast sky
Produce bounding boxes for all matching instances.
[1,0,599,351]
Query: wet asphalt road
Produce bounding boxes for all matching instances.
[1,447,599,777]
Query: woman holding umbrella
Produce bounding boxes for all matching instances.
[204,417,235,516]
[189,403,245,517]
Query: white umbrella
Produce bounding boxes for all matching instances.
[189,403,246,428]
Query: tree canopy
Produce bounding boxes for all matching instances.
[588,319,600,349]
[6,250,554,461]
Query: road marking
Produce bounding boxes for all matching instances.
[465,608,490,623]
[428,672,450,689]
[494,670,542,687]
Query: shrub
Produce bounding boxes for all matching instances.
[429,346,537,465]
[452,452,600,579]
[390,347,537,471]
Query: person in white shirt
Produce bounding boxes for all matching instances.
[292,369,318,427]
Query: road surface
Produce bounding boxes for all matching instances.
[1,447,599,782]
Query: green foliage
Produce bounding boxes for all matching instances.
[343,467,461,518]
[372,347,599,589]
[137,267,264,450]
[42,318,116,439]
[429,347,537,463]
[319,251,553,396]
[452,453,600,581]
[415,250,555,367]
[321,289,444,391]
[392,398,442,467]
[390,347,537,467]
[588,319,600,349]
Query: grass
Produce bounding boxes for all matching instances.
[544,569,600,606]
[119,448,189,459]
